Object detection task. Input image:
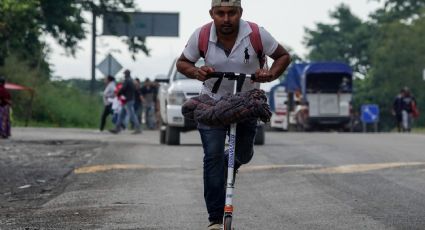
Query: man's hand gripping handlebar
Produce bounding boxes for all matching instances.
[194,66,273,83]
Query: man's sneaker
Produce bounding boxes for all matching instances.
[208,221,222,230]
[132,129,142,134]
[109,129,120,134]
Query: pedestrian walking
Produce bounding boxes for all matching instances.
[176,0,291,229]
[400,87,417,132]
[99,75,116,132]
[392,88,404,132]
[140,78,157,129]
[134,78,143,125]
[0,76,12,139]
[110,70,142,134]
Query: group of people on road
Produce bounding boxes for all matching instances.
[0,76,11,139]
[99,69,159,134]
[393,86,419,132]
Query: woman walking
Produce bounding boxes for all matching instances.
[0,76,12,138]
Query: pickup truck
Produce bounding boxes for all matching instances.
[157,59,265,145]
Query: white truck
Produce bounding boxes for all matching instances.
[157,59,265,145]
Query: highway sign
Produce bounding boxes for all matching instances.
[97,54,122,77]
[361,104,380,124]
[423,69,425,81]
[103,12,179,37]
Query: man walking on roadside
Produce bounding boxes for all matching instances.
[110,70,142,134]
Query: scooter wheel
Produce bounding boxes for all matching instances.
[223,216,232,230]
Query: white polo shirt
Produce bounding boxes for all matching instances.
[183,19,279,99]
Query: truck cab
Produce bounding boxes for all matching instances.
[157,59,203,145]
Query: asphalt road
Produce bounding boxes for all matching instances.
[1,128,425,229]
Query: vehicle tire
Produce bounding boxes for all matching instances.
[159,127,166,144]
[165,126,180,145]
[254,125,265,145]
[223,216,232,230]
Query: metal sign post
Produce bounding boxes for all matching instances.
[423,69,425,81]
[91,11,96,94]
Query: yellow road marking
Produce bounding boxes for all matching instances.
[74,162,425,174]
[307,162,425,174]
[74,164,180,174]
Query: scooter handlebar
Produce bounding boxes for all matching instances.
[207,72,256,81]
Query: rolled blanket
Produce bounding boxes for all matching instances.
[182,89,271,126]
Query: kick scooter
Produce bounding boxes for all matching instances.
[208,72,257,230]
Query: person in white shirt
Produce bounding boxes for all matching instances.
[99,75,116,132]
[176,0,291,229]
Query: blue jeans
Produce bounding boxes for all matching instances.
[115,100,140,131]
[198,119,257,222]
[144,104,156,129]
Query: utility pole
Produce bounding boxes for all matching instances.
[90,9,97,94]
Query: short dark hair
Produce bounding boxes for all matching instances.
[107,75,115,82]
[0,76,5,85]
[124,69,131,77]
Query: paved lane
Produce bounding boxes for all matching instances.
[2,128,425,229]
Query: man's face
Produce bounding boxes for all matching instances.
[209,6,242,35]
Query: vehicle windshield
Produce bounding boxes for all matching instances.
[174,59,205,81]
[306,73,352,93]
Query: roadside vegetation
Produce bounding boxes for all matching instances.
[2,55,103,128]
[303,0,425,130]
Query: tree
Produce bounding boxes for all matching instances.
[304,4,374,76]
[372,0,425,23]
[366,17,425,129]
[0,0,149,69]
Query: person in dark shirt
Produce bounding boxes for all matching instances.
[140,78,157,129]
[400,87,417,132]
[392,88,405,132]
[134,78,143,126]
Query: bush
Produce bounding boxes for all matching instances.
[1,55,103,128]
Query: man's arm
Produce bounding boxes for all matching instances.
[255,44,291,83]
[176,54,214,82]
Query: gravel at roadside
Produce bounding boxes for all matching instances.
[0,139,102,211]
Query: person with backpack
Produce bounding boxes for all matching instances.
[400,87,418,132]
[176,1,291,229]
[392,88,405,132]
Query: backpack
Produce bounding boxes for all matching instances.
[412,101,420,118]
[198,21,266,69]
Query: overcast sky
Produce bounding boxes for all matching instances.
[47,0,382,81]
